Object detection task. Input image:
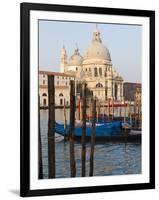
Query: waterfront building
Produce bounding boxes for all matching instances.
[123,82,141,101]
[39,71,75,107]
[60,26,124,102]
[135,87,142,105]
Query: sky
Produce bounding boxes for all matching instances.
[39,20,142,83]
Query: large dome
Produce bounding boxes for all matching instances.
[84,42,111,60]
[83,27,111,64]
[68,48,83,66]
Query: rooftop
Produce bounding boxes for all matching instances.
[39,70,75,77]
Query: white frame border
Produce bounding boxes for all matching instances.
[30,10,150,190]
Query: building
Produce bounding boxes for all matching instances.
[134,87,142,105]
[123,82,141,101]
[60,26,124,102]
[39,71,75,107]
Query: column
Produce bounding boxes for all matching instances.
[120,83,124,102]
[117,83,121,101]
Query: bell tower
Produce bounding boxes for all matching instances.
[92,24,102,43]
[60,45,67,72]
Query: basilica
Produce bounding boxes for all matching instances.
[60,26,124,102]
[39,26,124,108]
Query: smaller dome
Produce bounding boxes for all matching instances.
[115,75,123,81]
[68,48,83,66]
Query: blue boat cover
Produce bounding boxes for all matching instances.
[55,121,122,137]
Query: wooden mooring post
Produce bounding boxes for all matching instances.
[81,83,87,177]
[134,102,137,128]
[98,99,100,121]
[78,97,81,120]
[112,98,114,120]
[129,102,132,127]
[102,99,105,122]
[48,75,55,178]
[89,98,96,176]
[108,98,110,121]
[119,106,122,118]
[124,101,126,123]
[69,80,76,177]
[89,98,92,122]
[63,98,67,141]
[38,95,43,179]
[137,102,140,128]
[96,98,99,122]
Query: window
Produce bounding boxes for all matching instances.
[76,67,78,71]
[42,93,47,96]
[43,74,45,78]
[43,80,45,84]
[96,83,103,88]
[115,84,118,101]
[86,68,87,71]
[62,76,64,79]
[66,82,67,86]
[59,93,63,97]
[94,67,98,77]
[104,70,107,77]
[57,76,59,79]
[60,99,63,105]
[57,81,59,85]
[99,68,102,76]
[65,77,67,79]
[43,99,47,106]
[89,68,91,72]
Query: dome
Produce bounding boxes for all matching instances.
[84,42,111,61]
[83,27,111,64]
[68,48,83,66]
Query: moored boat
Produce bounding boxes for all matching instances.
[129,128,141,135]
[55,121,122,138]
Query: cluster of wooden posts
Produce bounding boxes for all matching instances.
[38,75,142,179]
[68,81,97,177]
[38,76,97,178]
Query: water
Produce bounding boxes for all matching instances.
[40,109,141,179]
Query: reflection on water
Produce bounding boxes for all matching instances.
[40,109,141,179]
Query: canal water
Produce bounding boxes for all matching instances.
[40,109,141,179]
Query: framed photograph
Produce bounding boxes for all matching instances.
[20,2,155,197]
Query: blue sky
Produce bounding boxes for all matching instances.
[39,20,142,83]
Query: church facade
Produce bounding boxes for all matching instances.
[60,26,124,102]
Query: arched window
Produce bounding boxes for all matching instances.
[99,68,102,76]
[94,67,98,77]
[104,70,107,77]
[59,93,63,97]
[115,84,118,101]
[60,99,63,105]
[96,83,103,88]
[42,93,47,96]
[43,99,47,106]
